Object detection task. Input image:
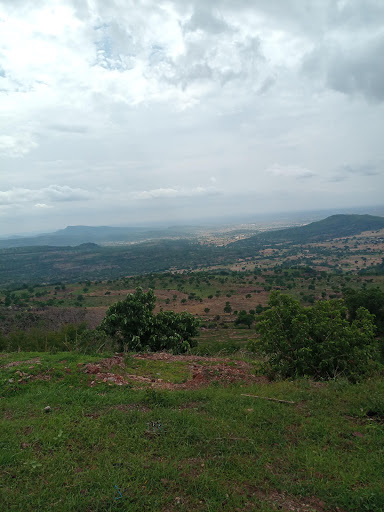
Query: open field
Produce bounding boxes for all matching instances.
[2,266,384,340]
[2,351,384,512]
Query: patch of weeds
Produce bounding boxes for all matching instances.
[142,388,172,408]
[125,358,190,384]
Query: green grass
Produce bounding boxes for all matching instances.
[1,352,384,511]
[123,358,190,384]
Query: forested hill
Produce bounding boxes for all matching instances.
[234,214,384,246]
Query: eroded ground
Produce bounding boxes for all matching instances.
[83,353,265,390]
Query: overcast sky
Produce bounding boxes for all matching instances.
[1,0,383,235]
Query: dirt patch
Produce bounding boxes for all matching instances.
[266,491,328,512]
[109,404,151,413]
[83,353,267,390]
[133,353,240,363]
[244,486,330,512]
[2,357,41,368]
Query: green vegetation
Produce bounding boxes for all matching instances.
[241,214,384,244]
[100,288,200,353]
[1,351,384,511]
[1,215,384,511]
[256,292,379,380]
[1,214,383,286]
[344,287,384,336]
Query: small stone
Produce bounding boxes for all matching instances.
[44,406,51,413]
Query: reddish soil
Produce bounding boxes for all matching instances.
[83,353,267,390]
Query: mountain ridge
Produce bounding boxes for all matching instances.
[233,214,384,247]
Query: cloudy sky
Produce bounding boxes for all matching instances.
[1,0,383,236]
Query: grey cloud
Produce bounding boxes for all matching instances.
[183,5,230,34]
[159,34,263,90]
[1,0,383,236]
[302,29,384,103]
[327,0,384,30]
[341,163,381,176]
[326,37,384,103]
[257,76,275,95]
[329,162,382,182]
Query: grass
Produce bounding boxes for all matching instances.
[1,352,384,511]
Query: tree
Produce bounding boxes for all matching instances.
[224,302,232,314]
[100,287,199,353]
[344,287,384,337]
[234,310,254,329]
[148,310,199,353]
[255,291,377,380]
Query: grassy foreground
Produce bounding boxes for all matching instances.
[1,352,384,512]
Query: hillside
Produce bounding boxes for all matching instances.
[235,214,384,246]
[0,225,196,249]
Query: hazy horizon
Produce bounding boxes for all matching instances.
[1,204,384,239]
[1,1,383,236]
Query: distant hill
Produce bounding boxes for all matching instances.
[0,225,195,249]
[234,214,384,246]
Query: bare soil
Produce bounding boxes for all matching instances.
[83,353,267,390]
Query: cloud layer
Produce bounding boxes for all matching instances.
[0,0,383,234]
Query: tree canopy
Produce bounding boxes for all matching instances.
[256,291,377,380]
[99,287,199,353]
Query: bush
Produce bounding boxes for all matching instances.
[100,287,199,353]
[255,291,378,380]
[344,287,384,337]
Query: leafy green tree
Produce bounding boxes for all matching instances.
[256,291,377,380]
[224,302,232,314]
[148,311,199,353]
[100,287,155,350]
[100,287,199,353]
[234,310,254,328]
[344,287,384,336]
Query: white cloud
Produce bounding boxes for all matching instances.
[34,203,53,208]
[0,134,37,157]
[0,185,94,206]
[266,164,316,179]
[0,1,383,234]
[130,186,219,200]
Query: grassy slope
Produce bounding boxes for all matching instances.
[2,352,384,512]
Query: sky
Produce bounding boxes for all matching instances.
[0,0,384,236]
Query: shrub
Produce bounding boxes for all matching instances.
[255,291,378,380]
[100,287,199,353]
[344,287,384,337]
